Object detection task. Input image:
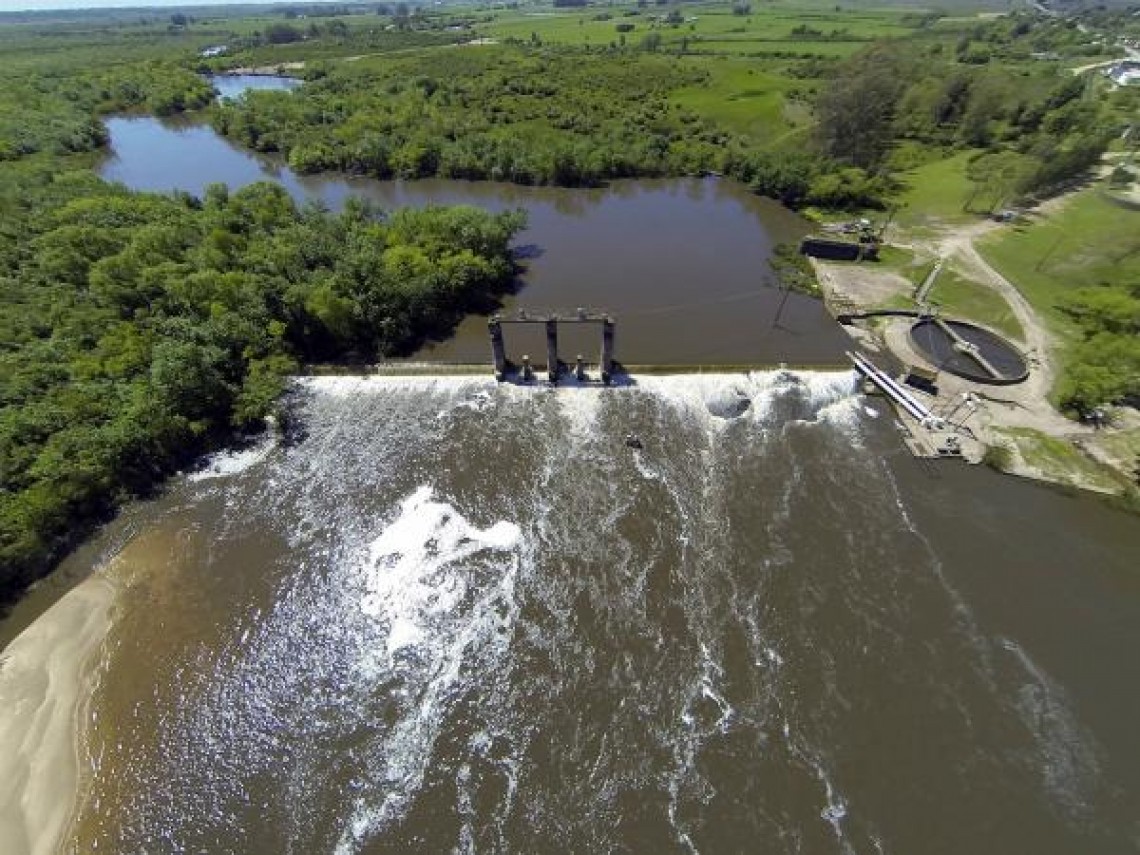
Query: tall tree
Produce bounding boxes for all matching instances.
[814,45,907,170]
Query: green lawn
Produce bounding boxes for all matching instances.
[977,188,1140,345]
[866,247,1025,340]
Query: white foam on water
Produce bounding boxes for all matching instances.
[634,374,747,433]
[799,369,859,408]
[296,371,878,851]
[877,460,992,676]
[665,639,739,854]
[555,386,604,444]
[298,372,866,462]
[298,374,498,398]
[818,773,850,844]
[998,637,1101,819]
[779,721,856,855]
[818,396,864,432]
[455,761,475,855]
[335,485,524,853]
[187,435,275,482]
[625,371,864,452]
[452,727,522,853]
[452,388,496,415]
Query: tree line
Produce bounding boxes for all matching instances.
[212,46,889,210]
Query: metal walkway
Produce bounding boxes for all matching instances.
[931,318,1005,381]
[848,351,943,430]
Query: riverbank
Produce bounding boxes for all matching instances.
[0,575,114,855]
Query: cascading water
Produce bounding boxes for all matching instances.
[64,373,1140,855]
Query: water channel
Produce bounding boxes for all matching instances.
[2,76,1140,855]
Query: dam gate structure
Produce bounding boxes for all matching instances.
[489,310,615,385]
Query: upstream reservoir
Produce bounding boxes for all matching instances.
[99,104,846,366]
[1,77,1139,855]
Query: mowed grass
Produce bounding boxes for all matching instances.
[995,427,1126,492]
[977,188,1140,344]
[868,246,1024,340]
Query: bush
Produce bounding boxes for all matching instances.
[982,442,1014,471]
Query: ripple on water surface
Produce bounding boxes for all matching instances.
[69,373,1140,855]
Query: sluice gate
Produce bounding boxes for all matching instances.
[489,310,615,385]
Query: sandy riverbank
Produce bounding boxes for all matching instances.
[0,575,115,855]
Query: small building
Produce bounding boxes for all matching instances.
[1107,60,1140,87]
[904,364,939,395]
[199,45,228,58]
[800,236,879,261]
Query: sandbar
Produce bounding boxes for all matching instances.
[0,575,115,855]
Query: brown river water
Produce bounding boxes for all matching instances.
[2,79,1139,855]
[57,375,1140,854]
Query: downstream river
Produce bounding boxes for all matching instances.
[56,376,1140,854]
[2,78,1139,855]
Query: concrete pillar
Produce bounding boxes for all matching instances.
[601,318,615,385]
[546,318,559,383]
[575,354,585,382]
[488,318,507,381]
[521,354,532,383]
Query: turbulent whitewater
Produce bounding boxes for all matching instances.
[64,373,1140,855]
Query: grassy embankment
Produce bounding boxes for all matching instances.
[992,426,1132,493]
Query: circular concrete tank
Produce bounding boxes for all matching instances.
[909,320,1028,385]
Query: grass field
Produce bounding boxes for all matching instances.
[977,188,1140,344]
[894,151,984,229]
[671,59,800,144]
[475,1,919,57]
[864,246,1025,339]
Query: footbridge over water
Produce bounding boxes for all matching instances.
[489,310,616,385]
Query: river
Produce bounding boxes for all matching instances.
[57,376,1140,854]
[3,77,1140,855]
[98,99,844,366]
